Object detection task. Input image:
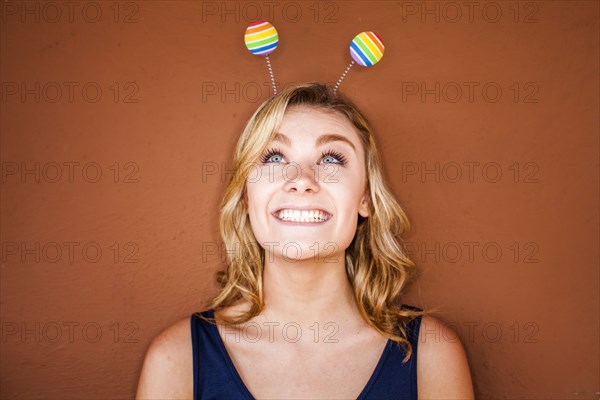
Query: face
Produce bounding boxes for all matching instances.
[244,105,369,262]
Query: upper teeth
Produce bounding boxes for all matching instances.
[277,209,328,222]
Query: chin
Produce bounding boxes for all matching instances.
[258,239,345,263]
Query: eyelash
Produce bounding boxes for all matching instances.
[260,147,348,166]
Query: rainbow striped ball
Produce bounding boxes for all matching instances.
[350,31,385,67]
[244,21,279,56]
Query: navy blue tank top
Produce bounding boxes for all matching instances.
[191,305,423,400]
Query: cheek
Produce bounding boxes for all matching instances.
[245,181,260,209]
[245,179,272,219]
[329,179,364,210]
[245,165,286,204]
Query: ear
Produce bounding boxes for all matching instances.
[358,189,370,218]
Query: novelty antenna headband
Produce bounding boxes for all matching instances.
[243,21,385,96]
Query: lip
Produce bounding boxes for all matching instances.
[271,205,333,225]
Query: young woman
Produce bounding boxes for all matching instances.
[136,83,474,399]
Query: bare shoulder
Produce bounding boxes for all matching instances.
[136,316,194,399]
[416,314,475,399]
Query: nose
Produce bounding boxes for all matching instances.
[282,161,320,193]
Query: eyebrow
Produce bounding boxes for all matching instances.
[273,132,356,152]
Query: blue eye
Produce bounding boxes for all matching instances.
[267,154,283,162]
[260,148,284,164]
[321,150,347,165]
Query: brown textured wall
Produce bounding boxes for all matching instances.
[1,1,598,398]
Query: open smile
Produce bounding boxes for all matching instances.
[271,208,333,225]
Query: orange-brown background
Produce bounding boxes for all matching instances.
[1,1,598,398]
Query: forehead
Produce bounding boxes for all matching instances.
[274,106,362,147]
[279,105,353,132]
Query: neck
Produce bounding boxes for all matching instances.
[260,253,359,325]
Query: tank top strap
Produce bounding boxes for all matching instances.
[360,304,423,400]
[191,309,253,400]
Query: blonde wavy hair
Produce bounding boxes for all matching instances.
[198,82,434,363]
